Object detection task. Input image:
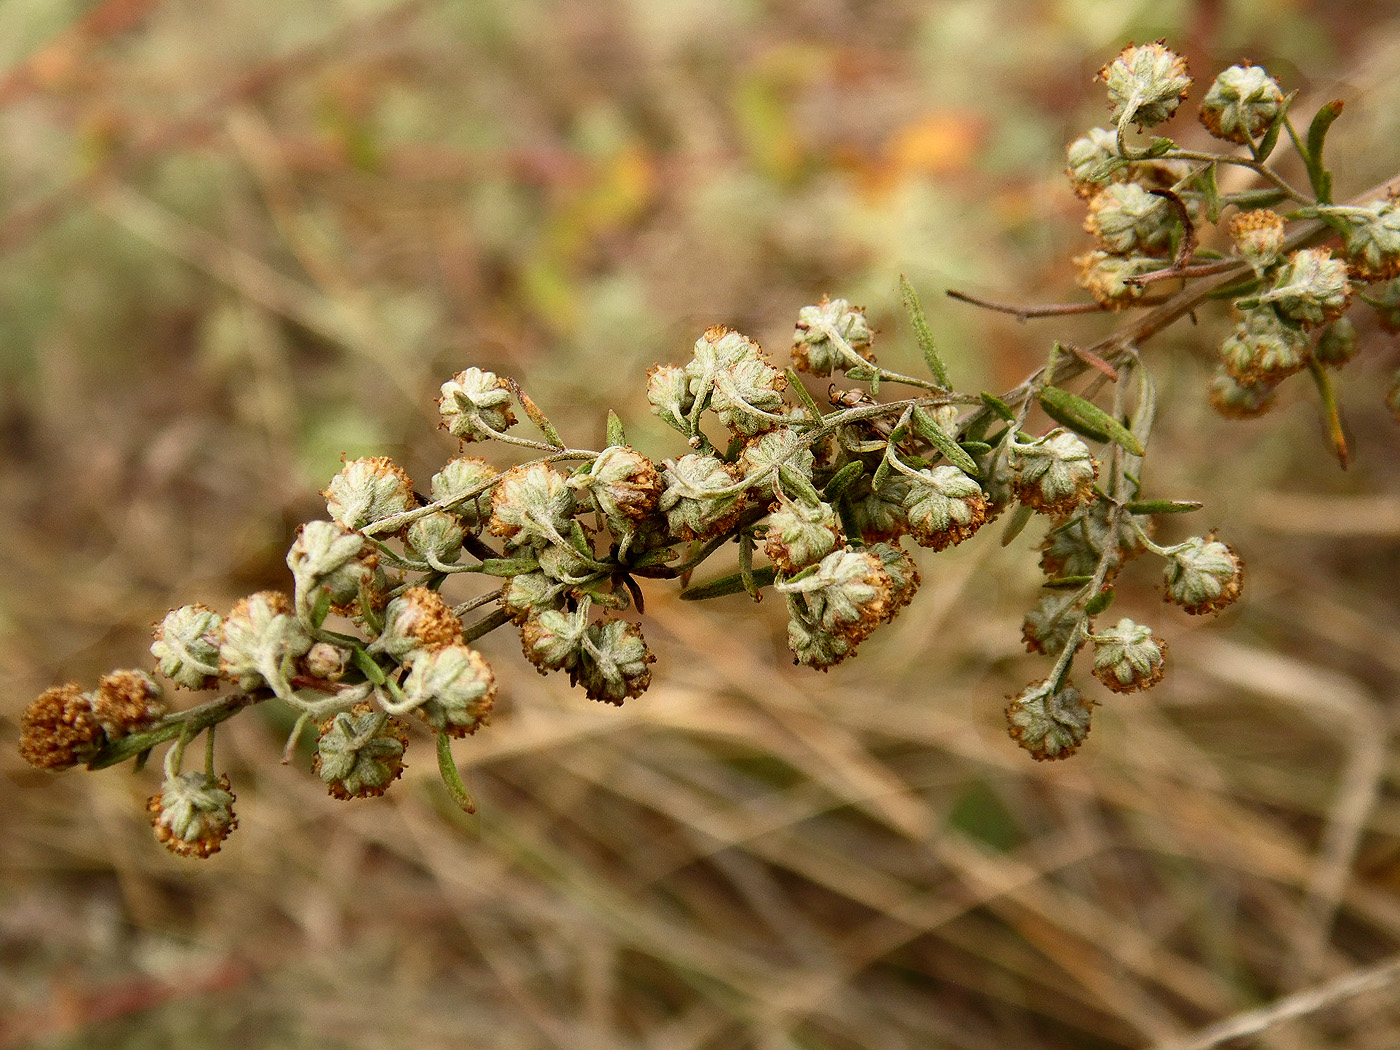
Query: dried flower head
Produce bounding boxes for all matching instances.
[218,591,313,694]
[1065,127,1122,197]
[792,298,874,376]
[1218,306,1310,385]
[1208,368,1278,419]
[764,499,841,574]
[1229,209,1286,276]
[1011,430,1098,516]
[368,585,464,663]
[438,367,517,441]
[148,771,237,858]
[778,548,894,660]
[1199,64,1284,144]
[659,453,745,541]
[568,445,663,530]
[646,364,696,435]
[313,703,409,800]
[90,670,165,740]
[488,463,577,551]
[686,326,790,436]
[1258,248,1351,328]
[288,520,376,606]
[1075,250,1156,308]
[902,465,989,550]
[322,457,417,532]
[1340,198,1400,282]
[1006,679,1093,761]
[430,457,499,532]
[18,683,104,770]
[1099,41,1191,129]
[1091,618,1167,692]
[578,618,654,704]
[1022,592,1085,656]
[1164,537,1244,615]
[401,643,496,737]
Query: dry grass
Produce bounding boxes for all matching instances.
[3,2,1400,1048]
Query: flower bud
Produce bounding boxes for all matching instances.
[1022,592,1084,656]
[686,326,789,436]
[430,457,499,532]
[18,683,104,770]
[764,500,841,574]
[869,541,920,622]
[288,520,376,606]
[1011,430,1098,516]
[488,463,576,551]
[658,453,744,541]
[1006,679,1093,761]
[1207,367,1278,419]
[1199,64,1283,144]
[313,703,408,800]
[1313,317,1359,368]
[1228,209,1286,276]
[400,643,496,737]
[1085,182,1174,255]
[1065,127,1121,198]
[148,771,237,858]
[151,604,223,690]
[90,670,165,740]
[777,548,894,651]
[739,427,816,489]
[1163,537,1243,615]
[367,585,463,663]
[578,618,654,704]
[501,570,567,623]
[902,466,988,550]
[847,474,910,542]
[1099,41,1191,129]
[406,510,466,565]
[1340,198,1400,282]
[1218,306,1310,384]
[1075,250,1155,308]
[1259,248,1351,328]
[322,457,417,532]
[1039,502,1146,580]
[646,364,696,434]
[568,446,662,530]
[1091,618,1167,692]
[218,591,313,693]
[791,298,874,376]
[520,606,589,674]
[786,615,854,671]
[438,367,516,441]
[303,641,350,681]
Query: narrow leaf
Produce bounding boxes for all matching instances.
[1000,503,1034,547]
[787,367,826,423]
[1084,587,1115,615]
[979,391,1017,422]
[911,406,979,475]
[1307,358,1350,469]
[1043,575,1094,589]
[436,732,476,815]
[823,461,865,500]
[1254,91,1294,161]
[1037,385,1146,456]
[1304,99,1344,205]
[508,379,564,447]
[606,409,627,448]
[900,274,951,388]
[1200,161,1222,224]
[680,565,779,601]
[1124,499,1202,515]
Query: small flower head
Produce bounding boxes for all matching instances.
[646,364,696,435]
[400,644,496,737]
[287,520,377,607]
[739,427,816,488]
[90,670,165,740]
[847,474,911,542]
[1199,64,1284,144]
[568,445,663,530]
[218,591,313,693]
[1091,618,1167,692]
[902,465,988,550]
[1099,41,1191,129]
[1065,127,1122,197]
[430,457,499,532]
[578,618,655,704]
[151,604,223,690]
[658,453,745,541]
[1313,317,1359,368]
[1340,198,1400,282]
[1022,592,1085,656]
[791,298,874,376]
[869,541,921,622]
[1039,502,1148,581]
[520,606,589,674]
[1085,182,1174,256]
[1218,306,1310,384]
[764,499,841,574]
[1006,679,1093,761]
[1208,367,1279,419]
[148,771,237,858]
[1260,248,1351,328]
[1163,537,1244,615]
[686,326,789,436]
[1011,430,1098,516]
[1075,250,1156,308]
[778,548,894,654]
[368,585,463,663]
[303,641,350,681]
[488,463,577,551]
[322,457,417,532]
[406,510,466,565]
[313,703,409,800]
[786,615,854,671]
[438,367,516,442]
[501,571,568,624]
[18,683,104,770]
[1229,209,1286,276]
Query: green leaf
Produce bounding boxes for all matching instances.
[436,732,476,815]
[959,440,992,457]
[787,367,826,423]
[1254,91,1294,161]
[900,274,951,388]
[1201,161,1222,224]
[1000,503,1034,547]
[606,409,627,448]
[1037,385,1146,456]
[1124,499,1202,515]
[477,556,544,577]
[1145,137,1176,157]
[823,461,865,500]
[1304,99,1344,205]
[1043,575,1094,589]
[911,406,979,475]
[1084,587,1115,615]
[979,391,1017,422]
[680,565,779,601]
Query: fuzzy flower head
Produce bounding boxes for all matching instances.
[1039,501,1147,581]
[322,457,417,532]
[685,326,789,436]
[488,463,577,551]
[430,457,499,532]
[406,511,466,565]
[287,520,376,607]
[90,670,165,741]
[1257,248,1351,328]
[1218,306,1310,385]
[1208,368,1278,420]
[368,585,464,663]
[218,591,313,694]
[313,703,408,800]
[778,548,894,655]
[438,367,517,442]
[1163,537,1244,615]
[148,771,238,858]
[1011,430,1098,516]
[151,604,223,690]
[1091,618,1167,692]
[765,499,841,574]
[568,445,663,531]
[1199,64,1284,144]
[646,364,696,436]
[1075,251,1155,308]
[901,466,988,550]
[659,453,745,541]
[1229,209,1286,276]
[791,298,874,376]
[1006,679,1093,761]
[400,643,496,737]
[18,683,104,770]
[1340,198,1400,282]
[1065,127,1122,197]
[578,619,655,704]
[1022,592,1085,656]
[1085,182,1174,256]
[1099,41,1192,129]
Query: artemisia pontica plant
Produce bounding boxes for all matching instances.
[20,43,1400,856]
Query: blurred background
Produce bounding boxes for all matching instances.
[3,1,1400,1047]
